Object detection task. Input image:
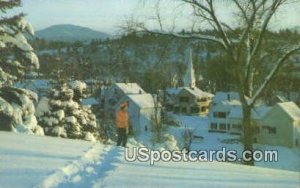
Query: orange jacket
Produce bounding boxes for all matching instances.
[115,110,129,128]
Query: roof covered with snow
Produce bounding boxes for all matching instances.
[183,87,214,98]
[228,106,271,120]
[81,98,99,106]
[127,94,155,109]
[166,87,213,98]
[277,102,300,120]
[213,92,240,103]
[16,79,51,90]
[166,87,183,95]
[115,83,145,94]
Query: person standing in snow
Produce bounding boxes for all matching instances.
[115,101,129,147]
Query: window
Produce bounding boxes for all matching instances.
[197,98,207,102]
[210,123,217,130]
[213,112,227,118]
[262,126,276,134]
[220,123,226,130]
[201,107,207,112]
[191,107,200,113]
[179,97,189,103]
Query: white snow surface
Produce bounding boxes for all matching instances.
[0,130,299,188]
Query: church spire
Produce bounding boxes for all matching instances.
[183,48,196,89]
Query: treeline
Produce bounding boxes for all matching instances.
[30,28,300,97]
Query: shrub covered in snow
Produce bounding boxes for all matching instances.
[36,83,98,141]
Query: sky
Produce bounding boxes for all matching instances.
[11,0,300,34]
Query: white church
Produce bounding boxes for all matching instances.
[166,48,213,115]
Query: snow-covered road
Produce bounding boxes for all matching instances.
[0,132,299,188]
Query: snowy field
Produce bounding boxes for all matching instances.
[0,131,299,188]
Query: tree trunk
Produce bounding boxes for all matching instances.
[242,105,254,166]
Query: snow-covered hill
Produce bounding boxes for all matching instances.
[0,131,299,188]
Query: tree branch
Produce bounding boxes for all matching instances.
[248,44,300,106]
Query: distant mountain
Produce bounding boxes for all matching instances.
[36,24,110,42]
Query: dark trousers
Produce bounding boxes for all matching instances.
[117,128,127,147]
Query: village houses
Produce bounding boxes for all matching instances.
[209,92,300,148]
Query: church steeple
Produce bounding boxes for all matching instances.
[183,48,196,89]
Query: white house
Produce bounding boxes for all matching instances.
[209,92,271,133]
[118,94,160,135]
[255,102,300,148]
[209,92,243,133]
[102,83,146,115]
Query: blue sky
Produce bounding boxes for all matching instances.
[13,0,300,34]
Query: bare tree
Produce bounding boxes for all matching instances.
[123,0,300,165]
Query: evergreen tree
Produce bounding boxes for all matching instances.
[0,0,42,134]
[36,83,98,141]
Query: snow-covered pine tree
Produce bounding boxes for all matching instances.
[36,81,98,141]
[0,0,43,135]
